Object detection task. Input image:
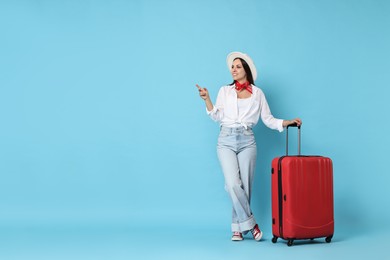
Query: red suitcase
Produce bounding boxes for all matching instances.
[271,124,334,246]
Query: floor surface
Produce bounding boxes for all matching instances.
[0,223,386,260]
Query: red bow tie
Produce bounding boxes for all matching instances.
[235,81,252,94]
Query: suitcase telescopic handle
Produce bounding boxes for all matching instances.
[286,123,301,156]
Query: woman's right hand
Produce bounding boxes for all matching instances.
[196,84,210,101]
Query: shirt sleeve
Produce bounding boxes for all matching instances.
[206,87,224,122]
[259,92,284,132]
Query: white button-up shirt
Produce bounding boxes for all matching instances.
[207,85,284,132]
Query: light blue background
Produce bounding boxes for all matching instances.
[1,0,389,259]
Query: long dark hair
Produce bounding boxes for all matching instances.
[229,58,255,86]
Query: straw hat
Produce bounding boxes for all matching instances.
[226,51,257,81]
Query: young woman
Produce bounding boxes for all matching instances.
[196,52,302,241]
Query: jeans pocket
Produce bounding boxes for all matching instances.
[243,129,254,136]
[219,130,230,137]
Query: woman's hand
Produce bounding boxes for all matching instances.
[196,84,210,101]
[283,118,302,127]
[196,84,214,112]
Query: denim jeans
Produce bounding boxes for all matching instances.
[217,126,257,233]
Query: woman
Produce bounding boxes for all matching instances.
[196,52,302,242]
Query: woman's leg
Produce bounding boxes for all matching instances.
[217,147,256,232]
[236,145,257,232]
[237,145,256,206]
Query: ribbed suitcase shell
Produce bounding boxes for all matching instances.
[271,155,334,246]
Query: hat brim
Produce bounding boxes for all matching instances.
[226,52,257,81]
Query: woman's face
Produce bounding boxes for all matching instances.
[231,59,247,83]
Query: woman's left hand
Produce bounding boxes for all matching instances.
[283,118,302,127]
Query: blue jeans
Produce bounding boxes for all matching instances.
[217,126,257,233]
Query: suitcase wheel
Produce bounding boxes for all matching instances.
[325,235,333,243]
[287,239,294,247]
[272,236,278,243]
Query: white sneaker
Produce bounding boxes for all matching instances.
[251,224,263,241]
[231,231,243,241]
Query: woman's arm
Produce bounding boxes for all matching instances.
[196,84,214,112]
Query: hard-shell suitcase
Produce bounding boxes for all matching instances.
[271,124,334,246]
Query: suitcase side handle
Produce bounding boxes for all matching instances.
[286,124,301,155]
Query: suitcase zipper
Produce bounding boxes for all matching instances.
[277,156,286,238]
